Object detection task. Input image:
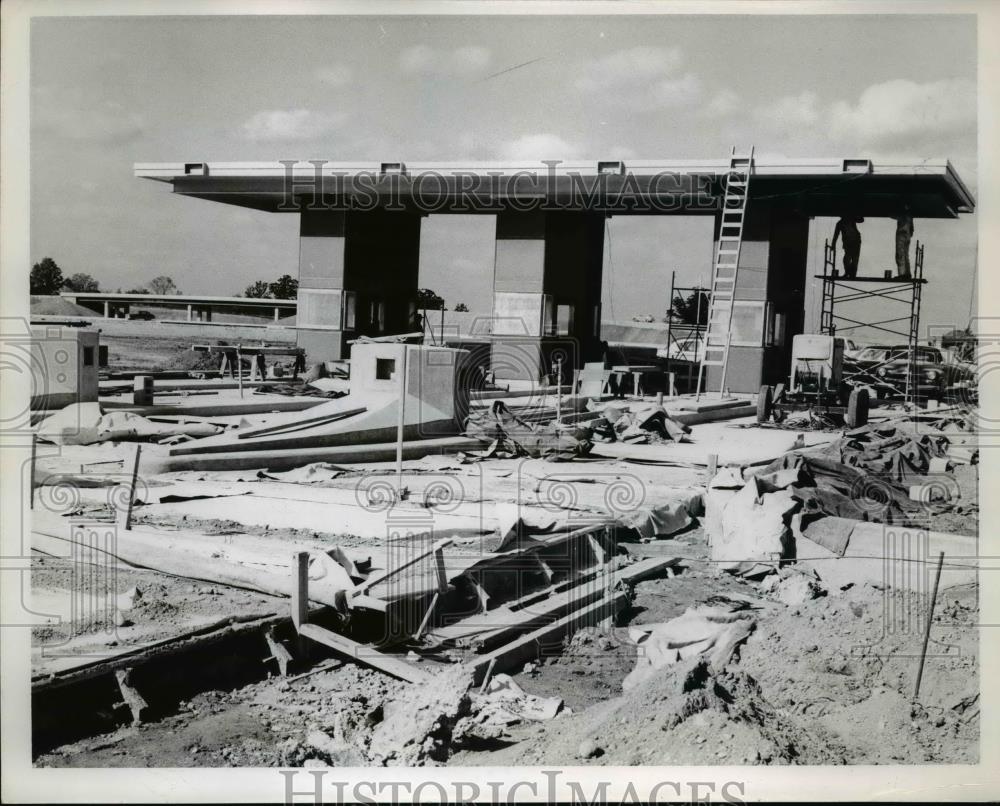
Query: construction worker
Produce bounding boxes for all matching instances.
[831,215,863,278]
[895,204,914,278]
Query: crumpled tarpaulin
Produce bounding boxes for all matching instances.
[623,602,756,691]
[464,401,593,461]
[587,402,691,444]
[756,422,951,525]
[37,402,223,446]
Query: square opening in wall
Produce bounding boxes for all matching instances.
[375,358,396,380]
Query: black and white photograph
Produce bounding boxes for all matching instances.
[1,1,997,802]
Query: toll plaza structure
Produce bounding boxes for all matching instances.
[135,157,974,392]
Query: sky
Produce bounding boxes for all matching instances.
[30,13,978,333]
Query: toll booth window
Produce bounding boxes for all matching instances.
[375,358,396,380]
[298,289,343,330]
[492,292,544,337]
[729,301,766,347]
[556,304,575,336]
[343,291,357,330]
[83,347,94,366]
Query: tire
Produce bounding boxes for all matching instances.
[846,388,869,428]
[757,385,773,424]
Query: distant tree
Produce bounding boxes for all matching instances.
[64,272,100,292]
[669,289,710,326]
[416,288,444,311]
[243,280,273,298]
[127,287,150,294]
[30,257,64,295]
[268,274,298,300]
[148,275,179,295]
[453,302,469,312]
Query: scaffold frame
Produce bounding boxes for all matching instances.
[817,238,926,404]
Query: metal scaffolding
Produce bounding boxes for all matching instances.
[818,239,926,404]
[664,271,708,394]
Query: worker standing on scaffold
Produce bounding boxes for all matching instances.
[831,215,863,278]
[895,203,914,278]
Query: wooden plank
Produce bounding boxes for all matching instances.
[298,623,431,684]
[466,590,629,686]
[32,613,287,691]
[351,538,453,598]
[429,556,678,648]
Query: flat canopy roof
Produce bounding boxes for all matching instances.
[135,157,975,219]
[61,292,296,308]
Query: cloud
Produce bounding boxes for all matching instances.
[827,78,975,150]
[575,46,684,92]
[749,78,975,170]
[705,89,738,117]
[400,44,491,75]
[499,133,582,161]
[33,91,145,143]
[757,91,821,127]
[575,46,702,108]
[239,109,346,142]
[315,64,353,87]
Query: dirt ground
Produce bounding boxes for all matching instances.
[35,525,979,768]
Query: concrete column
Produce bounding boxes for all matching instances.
[295,210,422,363]
[274,306,280,322]
[490,210,605,382]
[104,300,110,318]
[187,304,193,322]
[705,202,809,393]
[204,307,212,323]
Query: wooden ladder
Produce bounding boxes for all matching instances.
[696,146,754,397]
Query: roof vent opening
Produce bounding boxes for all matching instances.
[184,163,209,176]
[842,159,872,174]
[597,160,626,176]
[380,162,409,178]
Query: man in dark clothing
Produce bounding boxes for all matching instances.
[831,216,863,278]
[895,205,914,278]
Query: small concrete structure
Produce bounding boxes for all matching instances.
[30,325,100,409]
[164,342,473,470]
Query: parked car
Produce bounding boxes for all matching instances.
[127,310,155,321]
[843,344,974,401]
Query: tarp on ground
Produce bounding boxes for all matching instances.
[464,401,593,461]
[755,422,951,526]
[623,603,756,691]
[37,403,223,446]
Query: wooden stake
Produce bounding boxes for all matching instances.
[415,592,440,640]
[913,551,945,701]
[124,444,141,531]
[292,551,309,632]
[29,433,37,510]
[395,344,408,499]
[236,345,244,398]
[292,551,310,659]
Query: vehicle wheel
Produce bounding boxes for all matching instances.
[757,385,773,424]
[846,388,869,428]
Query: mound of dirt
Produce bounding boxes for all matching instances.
[738,580,979,763]
[455,656,841,766]
[31,295,97,318]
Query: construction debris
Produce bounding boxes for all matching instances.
[37,402,223,445]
